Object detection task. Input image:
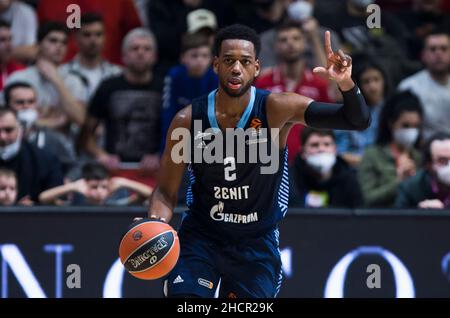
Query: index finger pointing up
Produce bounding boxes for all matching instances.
[325,30,333,56]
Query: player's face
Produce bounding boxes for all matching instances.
[86,179,110,204]
[0,175,16,206]
[423,35,450,74]
[275,28,305,64]
[359,68,384,106]
[213,39,260,97]
[77,22,105,58]
[430,139,450,172]
[302,134,336,157]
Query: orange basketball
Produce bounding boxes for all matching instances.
[119,219,180,280]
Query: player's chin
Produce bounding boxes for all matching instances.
[222,82,251,97]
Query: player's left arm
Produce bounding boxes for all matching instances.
[267,31,370,131]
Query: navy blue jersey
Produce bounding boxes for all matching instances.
[184,86,289,239]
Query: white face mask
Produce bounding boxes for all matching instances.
[0,128,22,161]
[306,152,336,175]
[393,128,419,149]
[287,0,313,22]
[436,162,450,186]
[17,109,38,129]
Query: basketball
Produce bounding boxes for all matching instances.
[119,219,180,280]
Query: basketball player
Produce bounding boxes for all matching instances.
[146,24,370,298]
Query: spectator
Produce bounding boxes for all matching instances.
[37,0,142,65]
[161,32,217,150]
[147,0,234,78]
[0,167,16,205]
[236,0,290,34]
[4,82,77,176]
[78,28,162,180]
[0,0,38,63]
[335,59,390,166]
[0,19,24,91]
[255,21,332,164]
[39,162,153,206]
[395,133,450,209]
[60,13,122,100]
[258,0,341,69]
[359,91,423,207]
[6,22,87,132]
[398,0,450,60]
[398,30,450,139]
[0,108,63,203]
[315,0,418,86]
[289,127,363,208]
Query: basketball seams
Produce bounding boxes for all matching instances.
[119,220,166,252]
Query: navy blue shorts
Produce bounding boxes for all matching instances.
[165,215,283,298]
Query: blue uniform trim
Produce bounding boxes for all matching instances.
[186,168,196,207]
[207,86,256,131]
[277,149,289,217]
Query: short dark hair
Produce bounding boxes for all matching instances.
[80,13,103,28]
[213,24,260,57]
[0,108,17,120]
[423,132,450,166]
[38,21,68,43]
[301,127,335,147]
[275,20,303,35]
[81,162,109,181]
[181,33,210,54]
[3,82,34,108]
[376,90,423,145]
[0,19,11,29]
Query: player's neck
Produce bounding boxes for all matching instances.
[77,53,103,69]
[428,70,449,86]
[216,88,252,117]
[124,69,152,84]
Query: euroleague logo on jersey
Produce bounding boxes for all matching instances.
[250,118,262,130]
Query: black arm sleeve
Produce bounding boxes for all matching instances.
[304,85,371,131]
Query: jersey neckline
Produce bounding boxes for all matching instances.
[207,86,256,132]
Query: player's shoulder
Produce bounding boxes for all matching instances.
[171,104,192,130]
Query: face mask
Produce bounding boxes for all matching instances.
[436,162,450,186]
[0,128,22,161]
[350,0,374,10]
[287,0,313,22]
[306,152,336,175]
[393,128,419,149]
[17,109,38,129]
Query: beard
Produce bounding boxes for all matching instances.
[220,78,253,98]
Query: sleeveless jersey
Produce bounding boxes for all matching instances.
[185,86,289,239]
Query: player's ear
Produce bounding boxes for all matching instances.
[254,58,261,78]
[213,56,219,74]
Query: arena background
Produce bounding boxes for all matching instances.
[1,207,449,298]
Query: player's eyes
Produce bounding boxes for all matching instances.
[242,60,251,65]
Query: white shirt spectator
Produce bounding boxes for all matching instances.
[5,66,88,109]
[60,56,122,99]
[0,0,37,47]
[398,69,450,139]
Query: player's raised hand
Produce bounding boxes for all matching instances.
[313,31,354,90]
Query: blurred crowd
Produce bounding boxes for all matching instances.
[0,0,449,210]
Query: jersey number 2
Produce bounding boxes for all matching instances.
[224,157,236,181]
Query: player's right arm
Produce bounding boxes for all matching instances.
[146,105,192,223]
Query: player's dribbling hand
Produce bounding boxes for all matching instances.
[313,31,354,91]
